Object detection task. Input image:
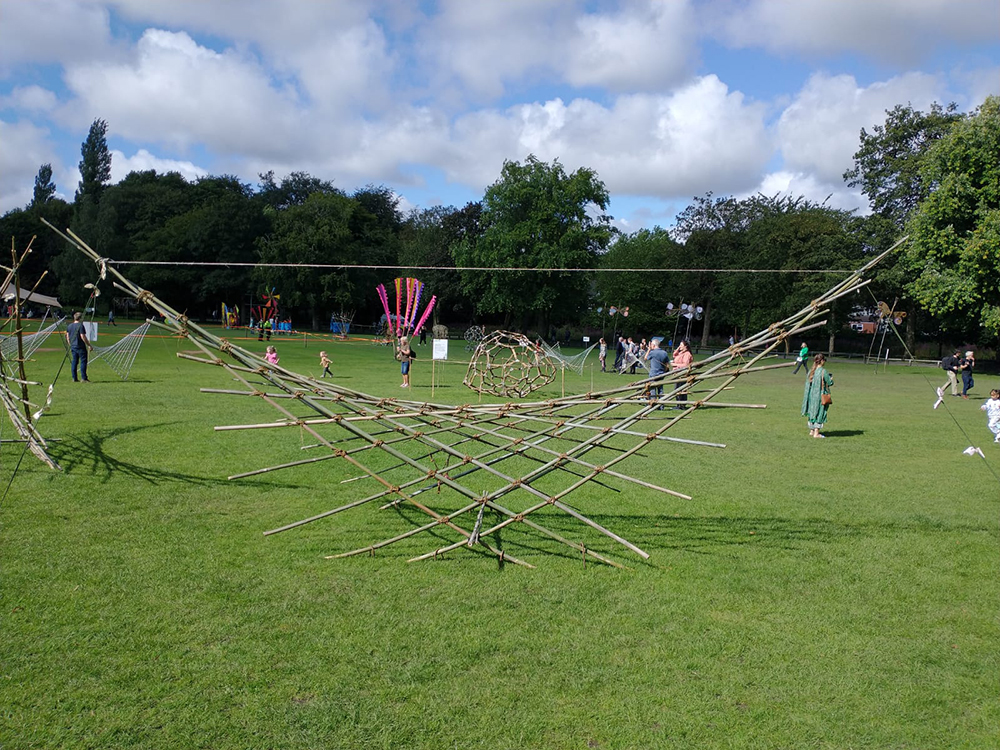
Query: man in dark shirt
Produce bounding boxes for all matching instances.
[938,349,962,397]
[65,311,93,382]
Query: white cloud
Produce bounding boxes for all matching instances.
[0,120,60,210]
[1,86,58,113]
[565,0,696,91]
[710,0,1000,65]
[60,29,309,159]
[0,0,114,73]
[436,76,771,200]
[754,171,866,214]
[109,149,207,183]
[776,72,947,184]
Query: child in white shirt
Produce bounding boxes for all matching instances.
[980,389,1000,443]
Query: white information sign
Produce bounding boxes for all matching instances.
[432,338,449,360]
[582,336,590,343]
[83,321,98,341]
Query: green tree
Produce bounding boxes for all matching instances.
[453,155,613,331]
[31,164,56,208]
[593,228,684,335]
[398,203,480,324]
[843,102,963,351]
[904,96,1000,341]
[76,118,113,203]
[132,175,266,315]
[844,103,961,230]
[257,171,337,210]
[256,191,392,329]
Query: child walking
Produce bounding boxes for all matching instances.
[981,389,1000,443]
[319,350,332,378]
[265,345,279,365]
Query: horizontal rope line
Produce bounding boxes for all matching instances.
[107,260,849,274]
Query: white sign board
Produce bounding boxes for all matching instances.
[582,336,590,343]
[432,338,448,360]
[83,321,98,341]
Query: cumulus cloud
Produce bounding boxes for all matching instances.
[109,149,207,183]
[0,120,61,210]
[709,0,1000,65]
[776,71,947,184]
[435,75,771,199]
[1,86,59,113]
[60,29,309,159]
[0,0,114,73]
[565,0,696,91]
[753,171,866,214]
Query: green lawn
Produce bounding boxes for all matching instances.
[3,325,998,748]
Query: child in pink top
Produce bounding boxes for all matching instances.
[265,345,279,365]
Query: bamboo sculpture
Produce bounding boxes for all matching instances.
[0,237,60,470]
[45,218,903,568]
[464,330,557,398]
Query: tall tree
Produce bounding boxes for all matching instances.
[842,104,962,352]
[904,95,1000,342]
[31,163,56,208]
[453,155,613,331]
[844,103,962,230]
[76,118,113,203]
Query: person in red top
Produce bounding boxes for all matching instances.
[671,339,693,408]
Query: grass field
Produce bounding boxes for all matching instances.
[3,323,998,749]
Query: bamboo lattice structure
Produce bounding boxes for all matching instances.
[464,330,557,398]
[46,218,903,567]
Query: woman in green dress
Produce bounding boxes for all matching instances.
[801,353,833,438]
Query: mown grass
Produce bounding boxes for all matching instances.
[2,324,998,749]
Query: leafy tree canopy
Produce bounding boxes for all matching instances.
[454,155,613,331]
[904,95,1000,340]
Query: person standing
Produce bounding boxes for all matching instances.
[65,311,93,382]
[802,353,833,438]
[938,349,962,397]
[792,342,809,374]
[614,336,625,373]
[397,335,413,388]
[961,350,975,399]
[107,308,117,327]
[645,338,670,406]
[598,337,607,372]
[671,339,693,407]
[319,350,332,378]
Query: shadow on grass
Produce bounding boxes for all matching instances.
[539,512,985,560]
[823,429,865,438]
[50,423,237,486]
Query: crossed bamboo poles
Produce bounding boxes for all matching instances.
[0,237,60,471]
[46,218,902,567]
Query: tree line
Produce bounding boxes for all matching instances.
[2,97,997,351]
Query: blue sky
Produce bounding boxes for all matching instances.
[1,0,997,230]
